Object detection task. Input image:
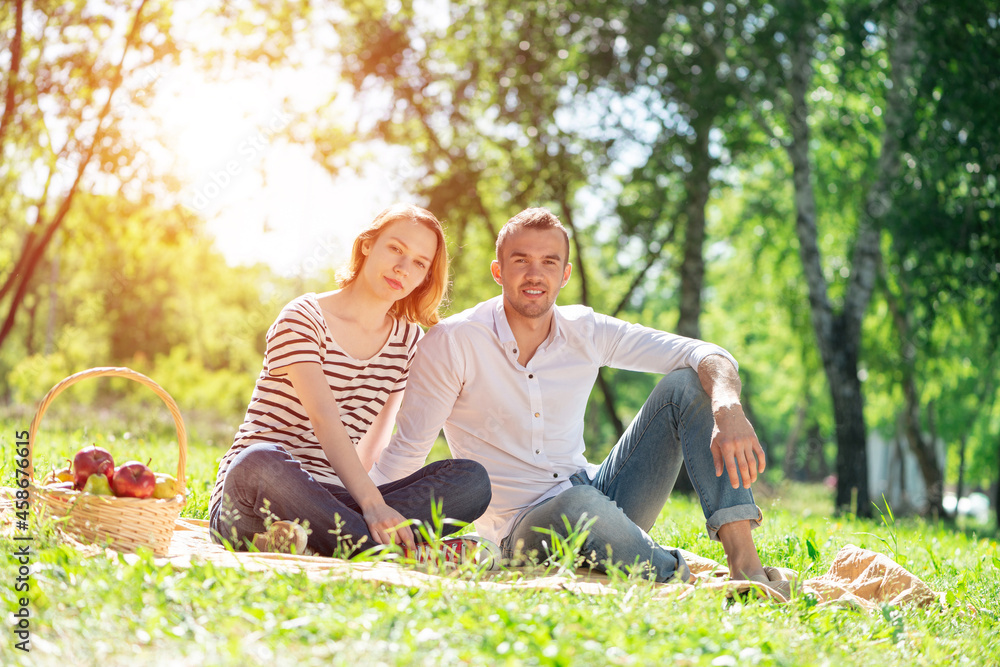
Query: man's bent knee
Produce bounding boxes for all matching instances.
[547,485,615,529]
[656,367,702,394]
[650,367,710,411]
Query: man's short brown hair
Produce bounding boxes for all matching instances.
[495,207,570,264]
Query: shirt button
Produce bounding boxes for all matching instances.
[534,412,540,418]
[513,348,518,354]
[552,473,558,478]
[535,449,540,454]
[528,374,534,379]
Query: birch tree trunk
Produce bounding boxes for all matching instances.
[781,0,921,514]
[881,258,946,516]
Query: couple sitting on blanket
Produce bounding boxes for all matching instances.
[209,204,787,596]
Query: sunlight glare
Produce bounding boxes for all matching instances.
[147,64,408,278]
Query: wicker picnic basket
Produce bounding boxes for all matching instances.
[27,366,187,557]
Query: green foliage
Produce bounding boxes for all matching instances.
[0,192,308,432]
[858,495,904,565]
[526,514,598,575]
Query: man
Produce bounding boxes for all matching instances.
[372,207,786,595]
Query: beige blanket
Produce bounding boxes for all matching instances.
[1,490,942,610]
[161,519,942,610]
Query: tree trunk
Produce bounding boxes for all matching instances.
[0,204,76,349]
[676,116,712,340]
[891,433,908,512]
[804,423,828,480]
[900,353,945,517]
[780,0,919,516]
[559,195,590,307]
[45,230,60,354]
[559,193,624,438]
[826,322,871,515]
[955,433,968,509]
[24,295,38,356]
[880,257,946,518]
[594,370,625,439]
[784,31,872,516]
[783,403,808,479]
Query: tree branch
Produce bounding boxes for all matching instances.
[557,190,589,306]
[784,28,834,346]
[611,225,677,317]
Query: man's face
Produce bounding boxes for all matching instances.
[491,227,572,321]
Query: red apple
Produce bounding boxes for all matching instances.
[73,446,115,490]
[111,460,156,498]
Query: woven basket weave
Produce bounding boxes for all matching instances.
[28,367,187,556]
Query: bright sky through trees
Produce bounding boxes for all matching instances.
[138,8,413,277]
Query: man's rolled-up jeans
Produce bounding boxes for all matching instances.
[501,368,763,583]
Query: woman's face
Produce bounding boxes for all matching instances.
[360,218,439,301]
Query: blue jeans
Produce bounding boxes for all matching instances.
[501,368,763,582]
[210,442,492,557]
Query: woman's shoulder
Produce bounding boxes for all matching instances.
[277,293,325,321]
[268,293,325,335]
[283,292,319,311]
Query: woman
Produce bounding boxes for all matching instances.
[209,204,491,556]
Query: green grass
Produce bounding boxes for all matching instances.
[2,415,999,666]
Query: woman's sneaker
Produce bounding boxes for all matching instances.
[251,520,308,555]
[404,535,501,570]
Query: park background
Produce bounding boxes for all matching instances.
[3,2,1000,665]
[3,0,997,522]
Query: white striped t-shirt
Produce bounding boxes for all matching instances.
[210,293,422,519]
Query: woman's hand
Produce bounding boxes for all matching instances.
[362,501,416,550]
[285,363,417,550]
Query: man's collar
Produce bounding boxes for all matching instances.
[492,296,516,345]
[491,297,567,352]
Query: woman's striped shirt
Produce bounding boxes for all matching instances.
[210,293,422,519]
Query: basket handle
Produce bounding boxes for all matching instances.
[27,366,188,494]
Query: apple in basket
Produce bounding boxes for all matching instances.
[112,460,156,499]
[73,446,115,490]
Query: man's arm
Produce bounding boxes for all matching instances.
[594,311,740,376]
[370,326,463,485]
[697,354,766,489]
[355,390,403,472]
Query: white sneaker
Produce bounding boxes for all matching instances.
[251,520,308,554]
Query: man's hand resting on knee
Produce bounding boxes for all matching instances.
[697,354,767,489]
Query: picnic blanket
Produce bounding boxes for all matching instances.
[3,487,943,611]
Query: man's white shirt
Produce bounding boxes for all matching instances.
[370,296,738,544]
